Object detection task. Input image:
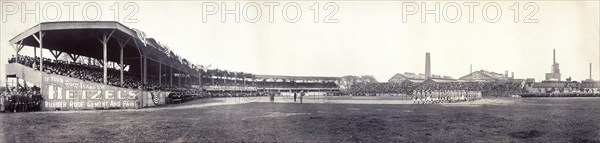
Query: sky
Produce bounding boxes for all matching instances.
[0,1,599,82]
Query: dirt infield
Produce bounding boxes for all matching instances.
[1,97,599,142]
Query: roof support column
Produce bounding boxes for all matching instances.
[117,38,131,87]
[143,55,147,85]
[139,56,143,88]
[120,47,124,86]
[170,64,173,87]
[132,35,144,90]
[32,32,44,71]
[33,46,36,60]
[103,41,108,84]
[159,62,162,87]
[98,30,115,84]
[10,42,24,63]
[31,31,44,94]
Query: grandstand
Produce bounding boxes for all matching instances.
[4,21,340,111]
[199,70,339,91]
[8,21,197,91]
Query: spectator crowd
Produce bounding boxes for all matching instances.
[348,82,525,97]
[8,55,193,92]
[7,55,340,108]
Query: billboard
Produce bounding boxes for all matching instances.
[42,74,141,110]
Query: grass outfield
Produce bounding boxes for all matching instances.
[1,97,599,142]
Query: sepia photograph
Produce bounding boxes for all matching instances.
[0,0,599,142]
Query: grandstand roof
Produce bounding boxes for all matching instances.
[254,74,340,81]
[9,21,198,78]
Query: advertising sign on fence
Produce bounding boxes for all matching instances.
[42,74,141,110]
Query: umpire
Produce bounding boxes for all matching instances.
[294,92,297,102]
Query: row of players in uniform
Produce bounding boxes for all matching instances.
[412,90,482,104]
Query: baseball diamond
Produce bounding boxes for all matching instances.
[1,17,599,143]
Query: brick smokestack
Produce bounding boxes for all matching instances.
[426,53,431,78]
[553,49,556,64]
[470,64,472,74]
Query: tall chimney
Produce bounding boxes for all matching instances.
[425,52,431,78]
[591,63,593,80]
[511,72,514,79]
[470,64,472,74]
[553,49,556,64]
[505,70,509,78]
